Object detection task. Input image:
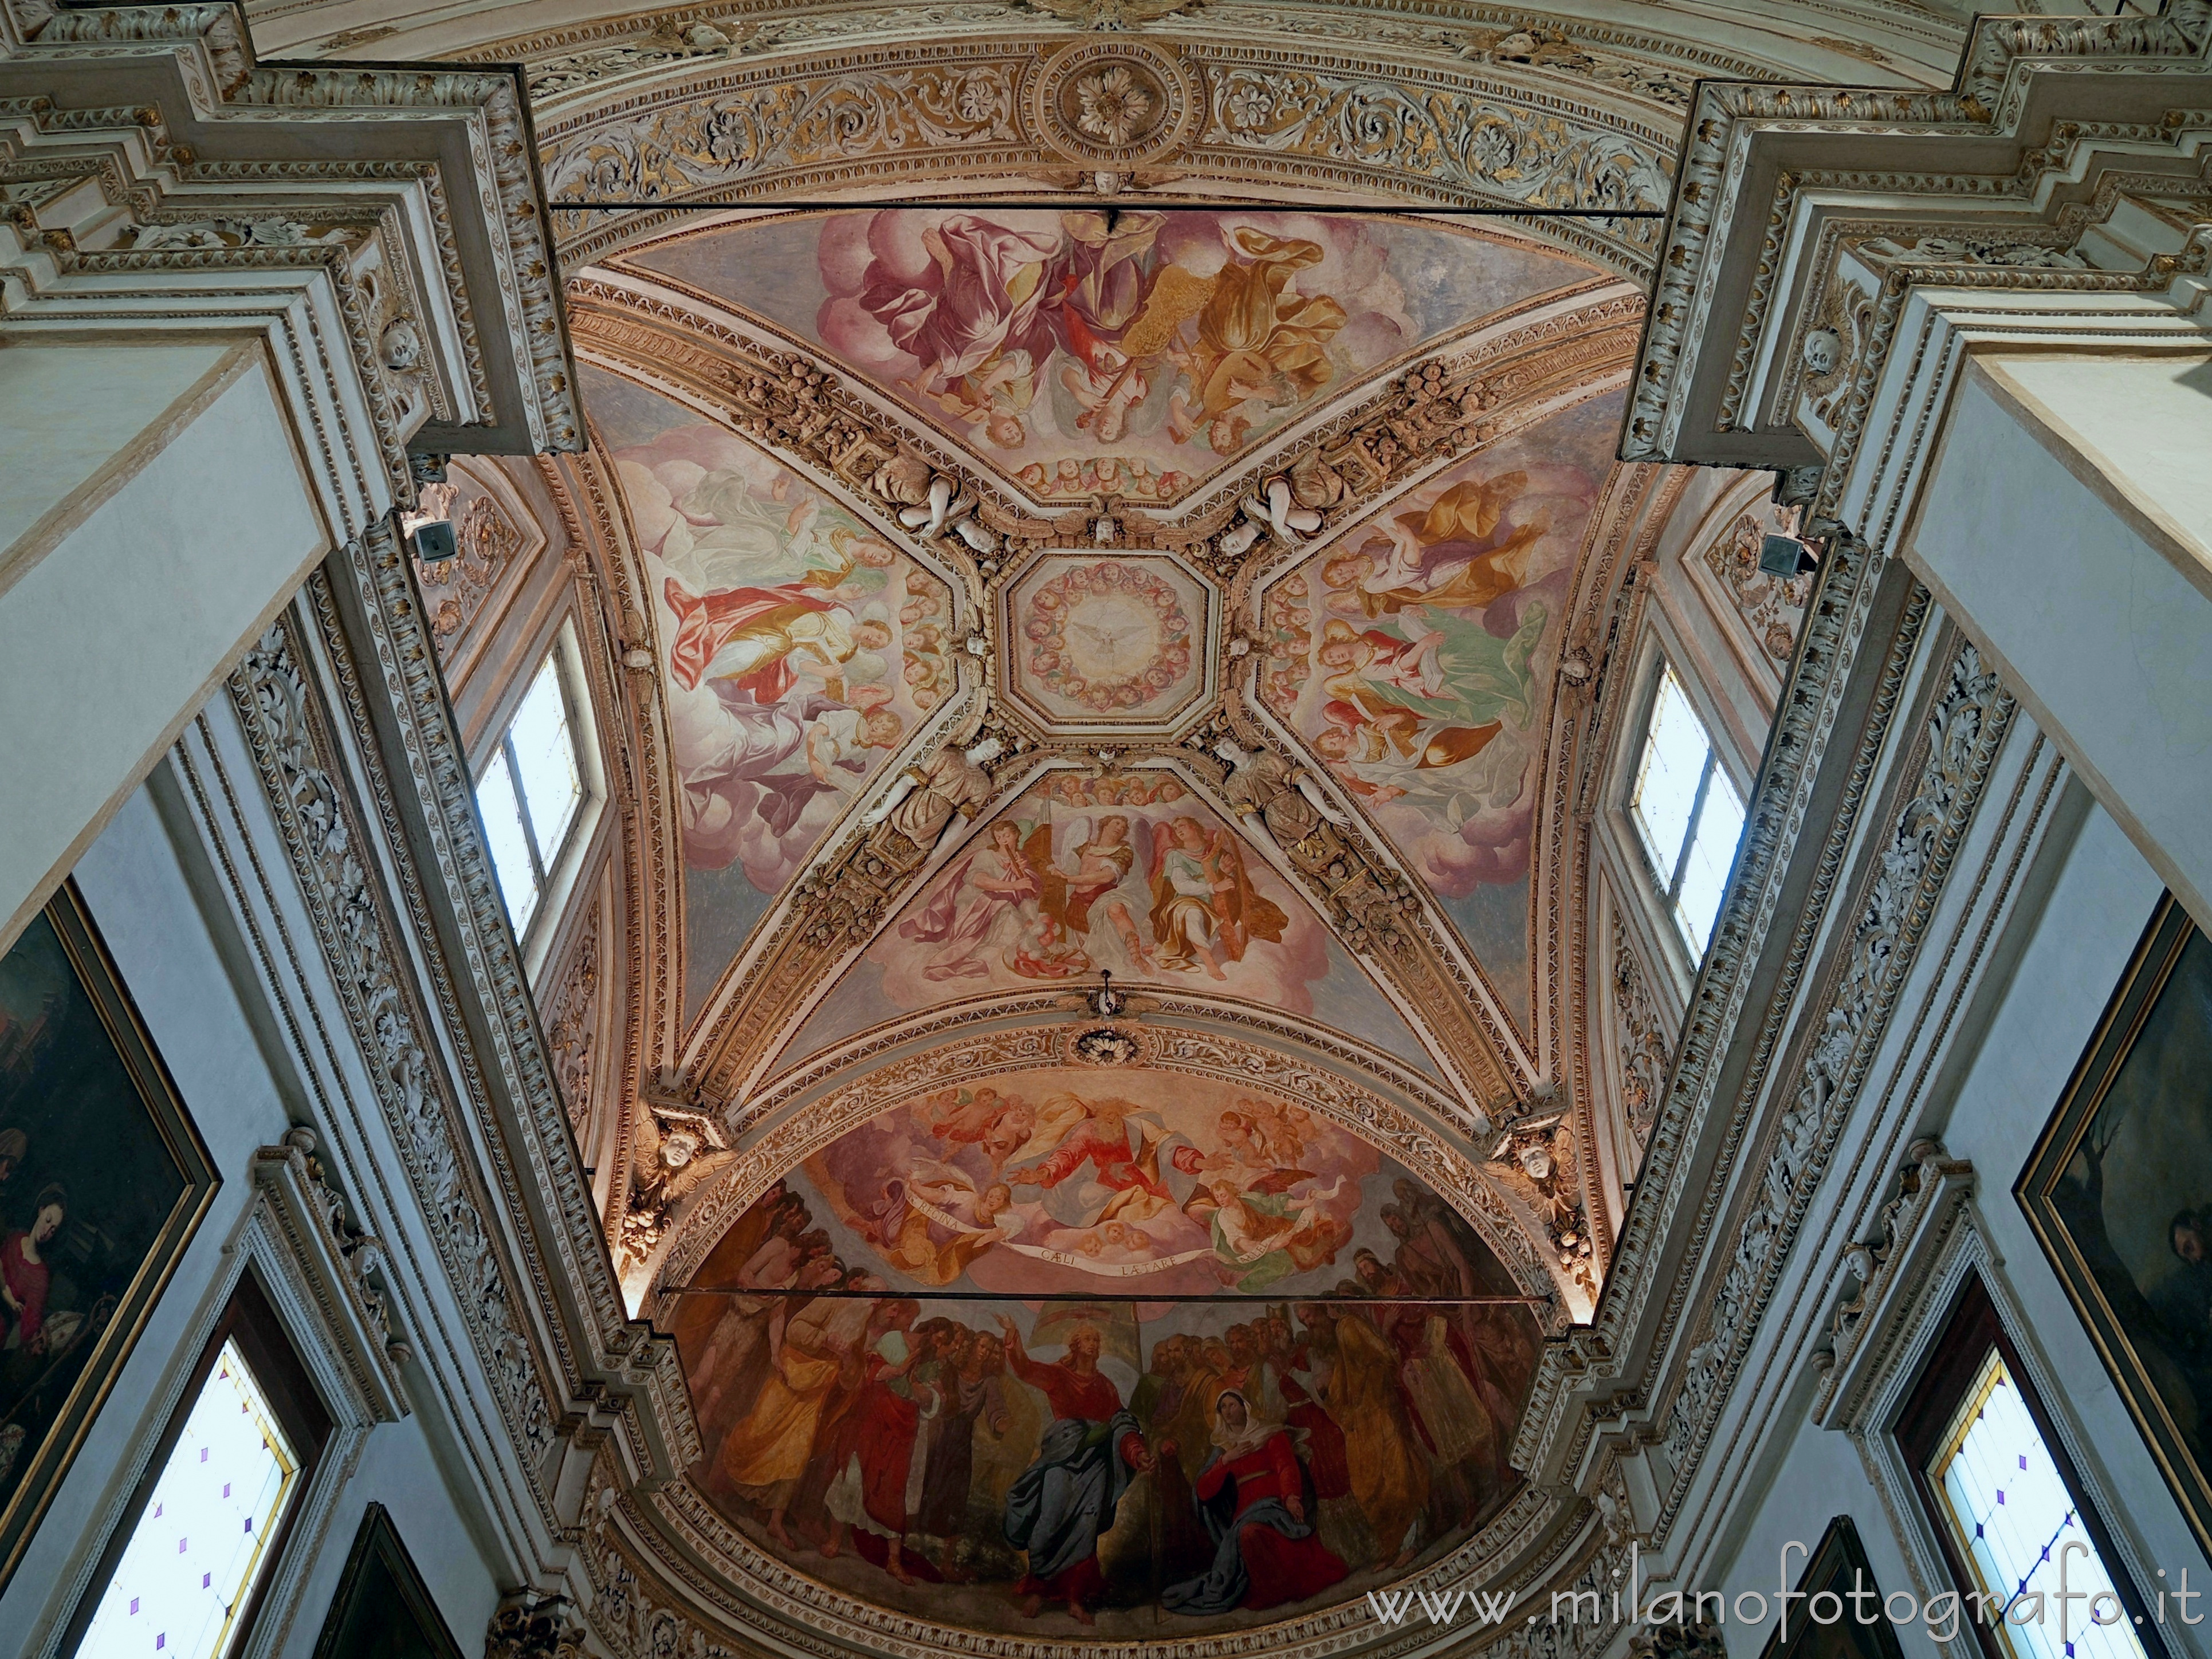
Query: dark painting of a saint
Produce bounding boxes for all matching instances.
[0,887,218,1590]
[2020,897,2212,1556]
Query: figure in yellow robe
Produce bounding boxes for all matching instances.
[1324,1309,1430,1567]
[1168,229,1348,452]
[723,1295,873,1548]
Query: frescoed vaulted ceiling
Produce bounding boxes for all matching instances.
[572,207,1643,1113]
[246,0,1960,1651]
[556,195,1644,1644]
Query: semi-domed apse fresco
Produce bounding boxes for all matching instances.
[667,1069,1542,1636]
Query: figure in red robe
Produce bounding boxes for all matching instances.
[1004,1098,1170,1211]
[819,1302,936,1583]
[0,1184,64,1354]
[1162,1390,1349,1614]
[663,576,839,703]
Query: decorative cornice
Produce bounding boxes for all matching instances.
[0,2,583,463]
[227,607,562,1470]
[249,1129,414,1420]
[1622,1,2212,494]
[1652,628,2012,1532]
[1520,526,1912,1484]
[1808,1137,1974,1426]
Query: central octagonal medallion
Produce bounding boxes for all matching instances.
[999,549,1218,738]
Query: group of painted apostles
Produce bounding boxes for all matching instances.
[682,1180,1537,1623]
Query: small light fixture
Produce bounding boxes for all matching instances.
[410,518,459,563]
[1758,533,1818,579]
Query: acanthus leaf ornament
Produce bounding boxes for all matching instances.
[1031,37,1200,167]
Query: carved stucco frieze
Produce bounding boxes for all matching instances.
[1623,2,2212,510]
[1653,632,2012,1519]
[1,2,582,462]
[531,36,1678,274]
[227,611,561,1468]
[545,905,602,1139]
[1608,913,1671,1166]
[412,482,529,657]
[1699,509,1813,669]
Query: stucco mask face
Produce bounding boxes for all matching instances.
[1801,328,1842,378]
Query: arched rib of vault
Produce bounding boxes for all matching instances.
[647,997,1579,1320]
[520,31,1682,272]
[531,445,692,1183]
[607,1002,1589,1659]
[264,0,1963,104]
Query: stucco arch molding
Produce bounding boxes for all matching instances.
[647,1003,1577,1320]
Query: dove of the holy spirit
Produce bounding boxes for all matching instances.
[1064,593,1163,679]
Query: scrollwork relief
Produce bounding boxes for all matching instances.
[1700,509,1813,667]
[229,611,558,1465]
[414,485,528,654]
[1608,914,1671,1165]
[1657,636,2011,1498]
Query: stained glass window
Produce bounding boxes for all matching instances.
[475,647,588,938]
[78,1339,300,1659]
[1628,665,1747,959]
[1929,1349,2147,1659]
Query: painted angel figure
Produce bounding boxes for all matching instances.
[863,1159,1036,1285]
[897,820,1081,982]
[1320,473,1549,620]
[1038,813,1156,973]
[862,215,1064,450]
[1145,816,1287,980]
[662,576,858,706]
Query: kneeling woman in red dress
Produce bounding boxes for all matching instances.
[1161,1390,1349,1615]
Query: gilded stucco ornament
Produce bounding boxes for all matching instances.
[1031,36,1201,166]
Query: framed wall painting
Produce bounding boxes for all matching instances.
[309,1503,464,1659]
[0,882,221,1591]
[2017,895,2212,1555]
[1757,1515,1907,1659]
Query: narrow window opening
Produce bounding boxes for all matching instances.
[69,1273,330,1659]
[475,646,587,937]
[1897,1277,2156,1659]
[1628,664,1746,959]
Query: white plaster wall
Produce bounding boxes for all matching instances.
[0,353,328,950]
[1711,803,2209,1654]
[1718,1407,1940,1659]
[1907,361,2212,933]
[1985,355,2212,572]
[0,341,234,563]
[0,781,500,1659]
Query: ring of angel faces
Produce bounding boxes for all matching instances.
[1004,552,1213,730]
[669,1067,1541,1636]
